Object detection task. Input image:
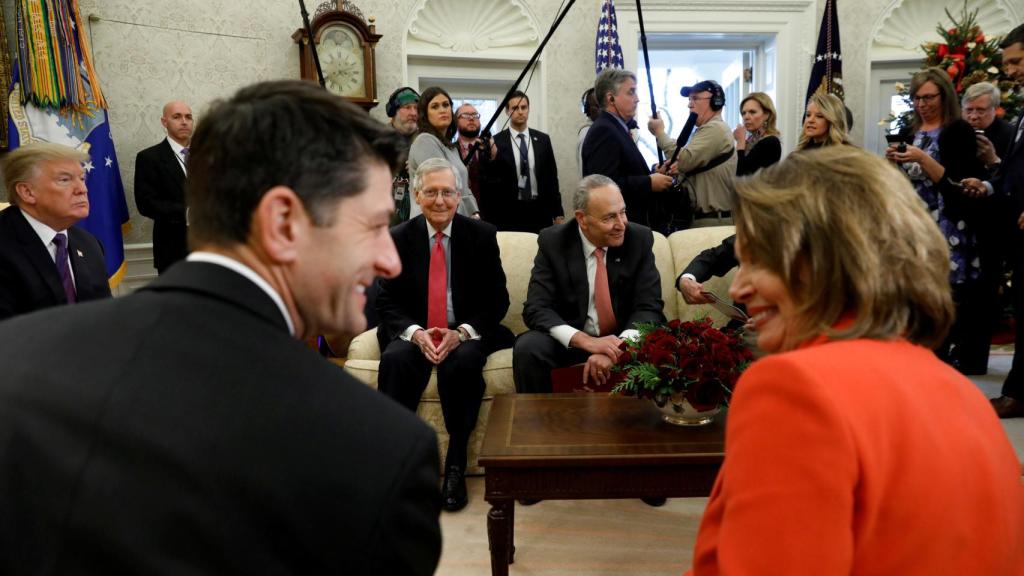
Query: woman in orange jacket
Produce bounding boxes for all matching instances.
[687,147,1023,575]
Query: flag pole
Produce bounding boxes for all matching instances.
[635,0,663,164]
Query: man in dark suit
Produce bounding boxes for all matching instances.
[0,143,111,321]
[963,23,1024,417]
[582,69,672,228]
[513,174,664,392]
[377,157,513,512]
[134,100,193,274]
[676,234,737,305]
[0,80,442,574]
[487,90,564,232]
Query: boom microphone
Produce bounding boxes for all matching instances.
[668,112,698,166]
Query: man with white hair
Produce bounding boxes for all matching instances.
[376,157,514,512]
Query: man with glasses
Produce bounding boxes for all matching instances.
[489,90,565,232]
[648,80,736,227]
[385,86,420,224]
[963,82,1014,175]
[376,158,514,511]
[455,103,492,212]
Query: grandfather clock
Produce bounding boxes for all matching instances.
[292,0,382,111]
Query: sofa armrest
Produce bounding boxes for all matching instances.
[347,327,381,361]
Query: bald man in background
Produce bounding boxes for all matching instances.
[135,100,194,274]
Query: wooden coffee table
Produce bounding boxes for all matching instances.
[478,393,726,576]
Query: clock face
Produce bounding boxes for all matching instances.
[319,24,365,98]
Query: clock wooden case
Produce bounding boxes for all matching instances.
[292,1,382,111]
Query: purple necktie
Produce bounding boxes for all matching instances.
[53,233,77,303]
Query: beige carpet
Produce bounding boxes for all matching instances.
[436,350,1024,575]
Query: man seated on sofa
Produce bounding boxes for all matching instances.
[376,157,514,513]
[514,174,665,392]
[676,234,737,305]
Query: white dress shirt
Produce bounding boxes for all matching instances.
[20,209,76,286]
[509,127,538,200]
[399,221,480,341]
[167,136,188,175]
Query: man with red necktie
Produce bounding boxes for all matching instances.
[0,142,111,321]
[513,174,664,392]
[376,157,514,512]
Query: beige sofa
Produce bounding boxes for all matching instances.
[344,225,737,473]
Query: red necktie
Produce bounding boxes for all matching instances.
[427,231,447,344]
[594,248,615,336]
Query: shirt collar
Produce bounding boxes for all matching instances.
[19,208,65,247]
[577,225,600,258]
[510,126,529,140]
[425,218,454,240]
[186,251,296,337]
[166,136,188,155]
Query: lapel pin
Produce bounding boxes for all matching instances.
[76,249,84,257]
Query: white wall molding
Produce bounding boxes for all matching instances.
[615,1,815,152]
[871,0,1020,62]
[406,0,540,58]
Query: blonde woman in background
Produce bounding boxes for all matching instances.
[796,92,848,150]
[732,92,782,176]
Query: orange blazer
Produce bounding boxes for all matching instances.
[688,338,1024,575]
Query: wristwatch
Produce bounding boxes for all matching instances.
[457,328,468,343]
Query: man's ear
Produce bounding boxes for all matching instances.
[574,209,586,228]
[14,182,35,206]
[251,186,307,265]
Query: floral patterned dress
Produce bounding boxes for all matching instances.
[903,127,980,286]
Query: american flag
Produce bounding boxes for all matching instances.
[595,0,624,74]
[805,0,844,103]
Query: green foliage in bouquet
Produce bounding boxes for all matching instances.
[609,318,753,411]
[887,1,1022,133]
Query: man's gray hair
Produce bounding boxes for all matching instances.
[411,157,463,194]
[573,174,618,211]
[594,69,636,109]
[962,81,1000,108]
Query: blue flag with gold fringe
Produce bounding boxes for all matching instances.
[7,0,128,286]
[805,0,844,103]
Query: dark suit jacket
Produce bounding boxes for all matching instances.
[135,139,188,272]
[0,261,441,575]
[0,205,110,321]
[523,220,664,333]
[582,111,653,226]
[376,214,514,353]
[985,117,1016,170]
[680,234,737,283]
[486,128,563,231]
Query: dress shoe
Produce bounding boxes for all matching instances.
[991,395,1024,419]
[442,465,468,512]
[642,497,667,507]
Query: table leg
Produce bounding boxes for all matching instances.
[507,501,515,563]
[487,500,512,576]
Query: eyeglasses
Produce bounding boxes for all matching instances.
[688,96,712,104]
[458,113,480,120]
[912,93,941,103]
[420,189,458,200]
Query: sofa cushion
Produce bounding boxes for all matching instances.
[496,231,539,335]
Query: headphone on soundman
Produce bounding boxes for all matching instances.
[680,80,725,112]
[385,87,419,118]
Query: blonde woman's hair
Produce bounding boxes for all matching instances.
[739,92,780,137]
[2,142,89,205]
[796,92,847,150]
[732,146,953,350]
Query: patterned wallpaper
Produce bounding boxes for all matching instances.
[8,0,1017,247]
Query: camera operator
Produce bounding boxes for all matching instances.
[648,80,736,227]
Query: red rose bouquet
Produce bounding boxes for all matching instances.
[610,318,752,415]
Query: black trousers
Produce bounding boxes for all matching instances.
[378,338,487,470]
[512,330,591,393]
[1003,231,1024,400]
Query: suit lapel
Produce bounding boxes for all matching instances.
[159,139,187,186]
[565,223,589,323]
[11,208,65,303]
